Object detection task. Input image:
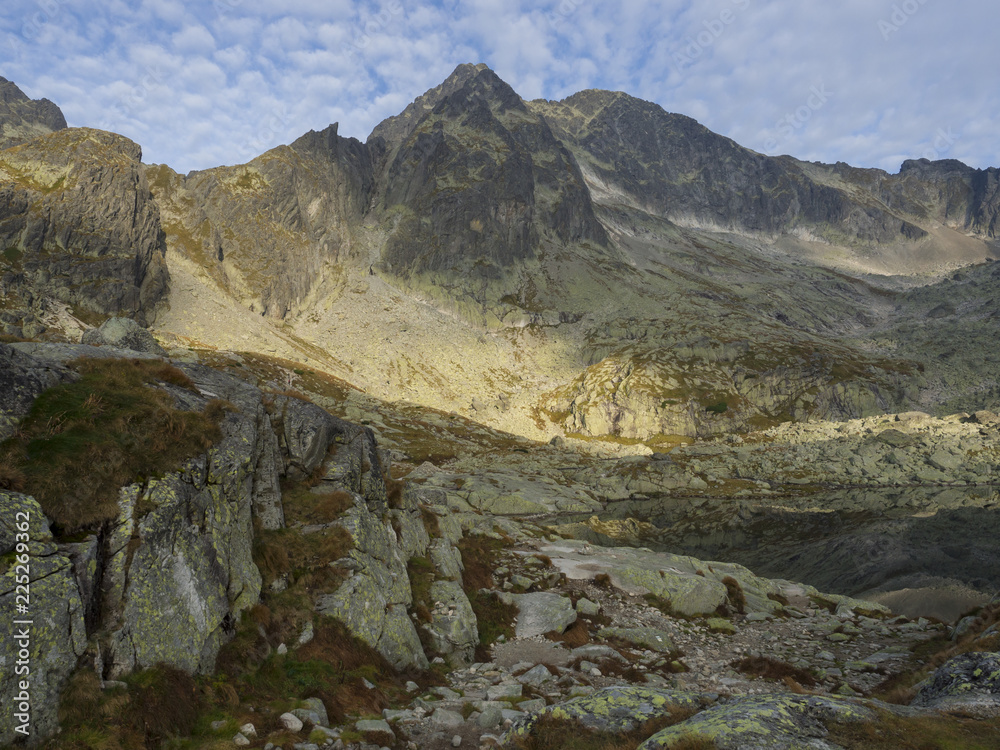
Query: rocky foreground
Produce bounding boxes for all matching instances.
[1,324,999,749]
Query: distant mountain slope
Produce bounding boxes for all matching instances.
[0,77,67,150]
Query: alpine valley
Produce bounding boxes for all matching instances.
[1,65,999,750]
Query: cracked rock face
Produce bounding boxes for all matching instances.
[0,492,87,747]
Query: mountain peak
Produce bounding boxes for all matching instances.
[368,62,504,146]
[0,77,68,149]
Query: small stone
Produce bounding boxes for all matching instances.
[355,719,395,738]
[297,620,315,647]
[234,733,250,747]
[280,713,304,732]
[451,735,462,747]
[211,720,228,731]
[575,598,601,616]
[487,683,523,701]
[277,643,288,655]
[430,708,464,728]
[516,664,554,687]
[816,651,836,662]
[827,633,851,643]
[406,681,420,692]
[362,678,376,689]
[239,723,257,737]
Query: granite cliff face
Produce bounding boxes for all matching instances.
[0,128,168,333]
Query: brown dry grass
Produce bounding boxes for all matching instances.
[721,576,746,614]
[0,358,224,535]
[825,708,1000,749]
[509,710,709,750]
[52,664,200,750]
[732,655,817,687]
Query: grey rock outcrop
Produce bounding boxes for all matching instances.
[81,316,168,355]
[0,128,169,327]
[0,492,87,747]
[912,651,1000,716]
[0,77,67,150]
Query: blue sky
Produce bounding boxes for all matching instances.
[2,0,995,174]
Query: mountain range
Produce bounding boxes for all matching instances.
[2,63,999,446]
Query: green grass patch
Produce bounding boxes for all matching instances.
[0,358,226,536]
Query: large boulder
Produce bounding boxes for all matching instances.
[103,382,273,676]
[80,316,167,356]
[315,497,429,670]
[639,694,877,749]
[912,652,1000,717]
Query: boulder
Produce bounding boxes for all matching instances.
[422,580,479,666]
[639,694,876,749]
[81,317,167,356]
[505,686,706,739]
[911,652,1000,716]
[501,592,577,638]
[598,627,675,653]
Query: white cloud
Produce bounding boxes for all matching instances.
[0,0,995,172]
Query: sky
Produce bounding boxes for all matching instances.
[1,0,995,175]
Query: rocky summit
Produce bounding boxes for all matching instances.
[0,65,999,750]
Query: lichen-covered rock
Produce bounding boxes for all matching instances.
[104,401,265,676]
[638,694,876,749]
[0,492,87,746]
[505,686,707,741]
[911,651,1000,716]
[500,592,577,639]
[597,627,675,653]
[315,499,429,670]
[80,316,167,356]
[422,580,479,666]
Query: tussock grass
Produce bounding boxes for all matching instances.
[459,535,517,659]
[282,485,355,525]
[51,664,200,750]
[0,358,225,535]
[732,655,817,687]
